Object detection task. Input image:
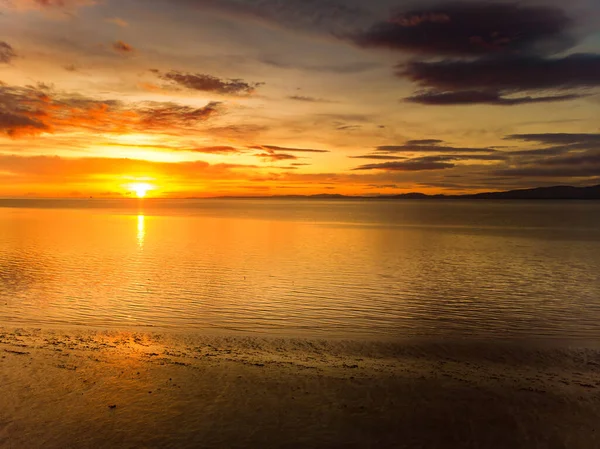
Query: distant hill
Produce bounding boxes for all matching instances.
[455,184,600,200]
[209,184,600,200]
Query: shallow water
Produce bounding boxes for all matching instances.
[1,199,599,340]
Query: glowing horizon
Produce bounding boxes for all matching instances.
[1,1,599,198]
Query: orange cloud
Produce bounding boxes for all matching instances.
[106,17,129,27]
[5,0,95,11]
[0,83,223,137]
[113,40,135,54]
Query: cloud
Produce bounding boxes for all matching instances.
[505,147,577,157]
[191,146,242,154]
[63,64,79,72]
[354,3,571,57]
[399,52,600,105]
[537,153,600,167]
[136,101,222,130]
[411,154,506,162]
[261,57,378,74]
[0,82,223,137]
[502,133,600,157]
[249,144,329,153]
[406,139,443,145]
[207,124,268,140]
[0,111,48,137]
[255,152,298,162]
[375,140,495,154]
[101,143,243,155]
[175,0,368,35]
[492,133,600,178]
[288,95,332,103]
[0,154,260,185]
[405,90,584,106]
[402,54,600,93]
[349,155,406,160]
[494,165,600,178]
[113,41,134,54]
[106,17,129,27]
[506,133,600,145]
[5,0,94,11]
[157,71,262,96]
[352,3,598,106]
[353,161,455,171]
[0,42,17,64]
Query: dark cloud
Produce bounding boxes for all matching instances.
[288,95,331,103]
[506,147,576,157]
[402,54,600,93]
[410,154,506,162]
[406,139,443,145]
[537,153,600,167]
[256,152,298,162]
[0,42,17,64]
[349,155,406,160]
[158,71,262,96]
[494,166,600,178]
[113,40,134,54]
[191,146,242,154]
[367,184,399,189]
[354,3,597,106]
[405,90,584,106]
[506,133,600,145]
[0,111,48,137]
[375,142,495,154]
[353,161,455,171]
[503,134,600,158]
[493,134,600,178]
[352,147,506,172]
[336,124,361,131]
[354,3,571,57]
[136,101,222,130]
[250,145,329,153]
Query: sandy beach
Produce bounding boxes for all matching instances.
[1,327,599,448]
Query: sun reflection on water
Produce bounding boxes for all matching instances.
[137,215,145,247]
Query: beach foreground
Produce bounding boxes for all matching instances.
[1,328,599,448]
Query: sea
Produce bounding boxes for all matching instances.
[1,198,599,341]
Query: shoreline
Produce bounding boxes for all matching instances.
[2,326,600,448]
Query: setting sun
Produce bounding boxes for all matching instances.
[129,182,154,198]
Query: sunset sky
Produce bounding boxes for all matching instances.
[1,0,599,197]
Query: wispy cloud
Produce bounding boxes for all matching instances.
[249,144,329,153]
[155,70,263,96]
[113,40,134,54]
[0,83,223,137]
[0,42,17,64]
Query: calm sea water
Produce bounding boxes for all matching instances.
[1,199,599,340]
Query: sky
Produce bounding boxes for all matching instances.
[1,0,600,198]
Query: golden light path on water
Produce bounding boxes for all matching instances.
[137,215,145,248]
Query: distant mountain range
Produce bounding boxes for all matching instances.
[212,184,600,200]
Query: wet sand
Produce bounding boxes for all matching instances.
[1,327,600,448]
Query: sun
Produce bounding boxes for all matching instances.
[129,182,154,198]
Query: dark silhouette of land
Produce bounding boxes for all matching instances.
[211,184,600,200]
